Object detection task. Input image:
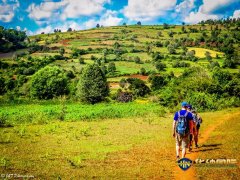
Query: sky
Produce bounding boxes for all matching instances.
[0,0,240,35]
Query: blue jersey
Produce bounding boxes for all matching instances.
[174,110,193,122]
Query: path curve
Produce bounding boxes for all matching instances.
[173,112,239,180]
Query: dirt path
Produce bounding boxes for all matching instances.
[173,112,237,180]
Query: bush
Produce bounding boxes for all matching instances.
[108,62,116,74]
[187,92,217,111]
[167,44,176,54]
[0,76,6,95]
[140,68,146,75]
[155,62,166,71]
[152,52,163,62]
[116,91,133,102]
[30,66,69,99]
[150,75,167,91]
[134,56,141,64]
[127,78,150,97]
[76,64,109,104]
[212,68,232,86]
[22,67,35,75]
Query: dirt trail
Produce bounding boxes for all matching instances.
[173,112,239,180]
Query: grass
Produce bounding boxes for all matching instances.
[0,106,239,179]
[114,61,156,75]
[195,109,240,179]
[0,101,166,125]
[188,47,224,58]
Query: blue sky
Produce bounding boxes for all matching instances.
[0,0,239,35]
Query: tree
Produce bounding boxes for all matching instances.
[163,23,169,29]
[76,64,109,104]
[96,24,100,28]
[108,62,116,74]
[137,21,141,26]
[59,48,65,56]
[67,28,72,32]
[30,66,69,99]
[167,44,176,54]
[150,75,167,91]
[122,22,127,26]
[134,56,141,64]
[212,67,232,86]
[119,78,127,89]
[0,76,6,95]
[126,78,150,97]
[140,68,146,75]
[205,51,212,61]
[168,31,174,37]
[155,62,166,71]
[79,57,85,64]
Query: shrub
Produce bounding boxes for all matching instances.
[119,78,127,88]
[107,62,116,74]
[30,66,69,99]
[150,75,167,91]
[167,44,176,54]
[22,67,35,75]
[76,64,109,104]
[152,52,163,61]
[212,68,232,86]
[134,56,141,64]
[127,78,150,97]
[140,68,146,75]
[155,62,166,71]
[116,91,133,102]
[0,76,6,95]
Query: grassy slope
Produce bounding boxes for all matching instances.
[0,107,239,179]
[196,109,240,179]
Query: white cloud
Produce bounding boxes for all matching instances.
[176,0,195,13]
[231,9,240,19]
[16,26,21,31]
[84,10,123,29]
[123,0,177,21]
[0,0,19,22]
[84,19,97,29]
[184,6,219,24]
[201,0,239,14]
[33,21,82,35]
[61,0,110,20]
[27,0,110,23]
[27,1,65,21]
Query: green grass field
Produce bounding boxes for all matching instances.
[0,104,239,179]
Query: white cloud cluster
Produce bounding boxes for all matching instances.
[123,0,177,21]
[201,0,239,14]
[27,1,65,21]
[84,10,123,29]
[33,21,82,35]
[231,9,240,19]
[184,0,239,24]
[0,0,19,22]
[27,0,111,22]
[184,8,219,24]
[176,0,195,13]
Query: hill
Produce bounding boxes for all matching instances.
[0,21,239,109]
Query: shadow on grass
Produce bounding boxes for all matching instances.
[196,147,221,152]
[0,141,14,144]
[189,144,222,153]
[201,143,222,148]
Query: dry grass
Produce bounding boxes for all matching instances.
[0,108,239,179]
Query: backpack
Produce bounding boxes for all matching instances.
[193,114,202,126]
[176,111,189,136]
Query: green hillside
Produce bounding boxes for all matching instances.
[0,21,239,109]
